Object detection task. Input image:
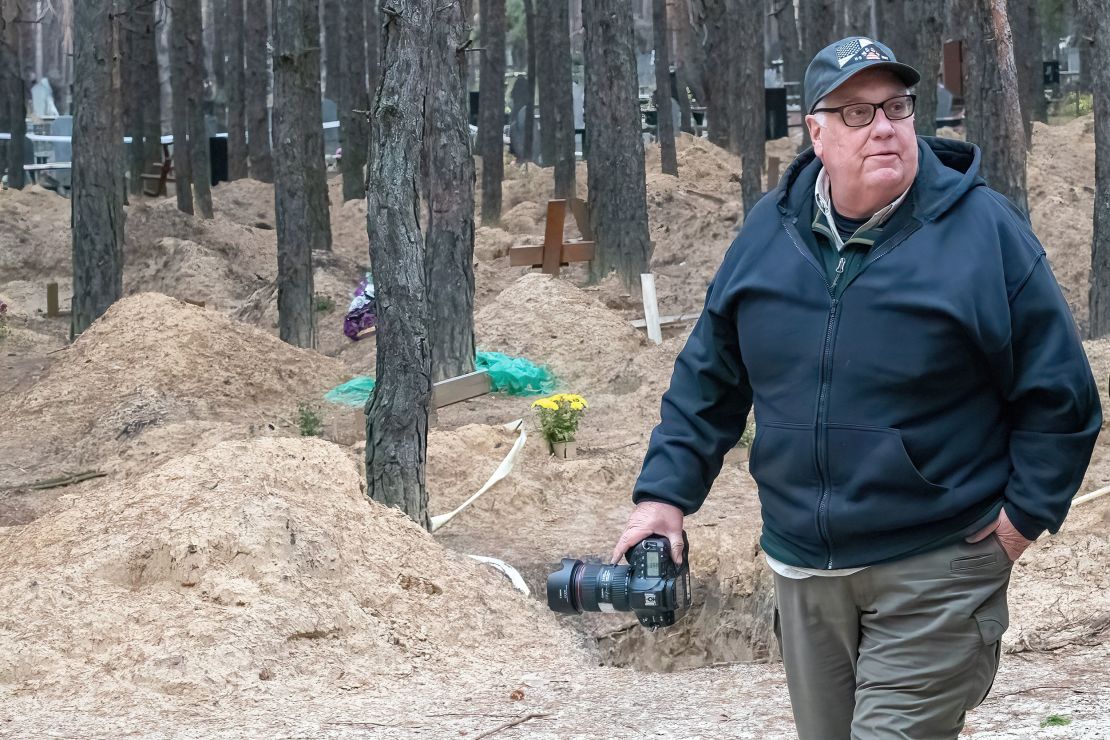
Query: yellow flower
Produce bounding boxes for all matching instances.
[570,401,584,411]
[531,398,558,410]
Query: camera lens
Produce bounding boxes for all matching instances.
[547,558,631,614]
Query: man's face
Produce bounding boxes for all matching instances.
[806,69,918,215]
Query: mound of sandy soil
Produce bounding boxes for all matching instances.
[474,272,646,389]
[0,185,72,278]
[0,436,588,701]
[0,293,350,489]
[1028,115,1096,330]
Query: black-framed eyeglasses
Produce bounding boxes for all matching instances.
[811,94,917,127]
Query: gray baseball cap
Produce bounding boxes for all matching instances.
[804,37,920,114]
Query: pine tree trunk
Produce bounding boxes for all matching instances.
[738,0,764,216]
[245,0,274,182]
[798,0,836,149]
[273,0,331,348]
[211,0,227,125]
[425,0,476,382]
[323,0,341,98]
[226,0,248,180]
[121,11,143,196]
[963,0,1028,214]
[878,0,945,137]
[72,0,123,337]
[137,1,162,188]
[550,0,575,197]
[367,0,380,95]
[2,1,26,191]
[534,2,555,166]
[169,2,195,213]
[695,1,731,151]
[479,0,505,222]
[583,0,653,288]
[365,0,435,529]
[1009,0,1045,146]
[1084,0,1110,336]
[836,0,871,37]
[182,0,213,217]
[521,0,535,162]
[340,0,368,201]
[652,0,678,176]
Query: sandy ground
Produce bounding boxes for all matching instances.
[1,120,1108,737]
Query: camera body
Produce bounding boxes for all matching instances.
[546,533,692,630]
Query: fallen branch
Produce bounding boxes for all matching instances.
[983,685,1090,702]
[683,187,726,205]
[28,470,107,490]
[1072,484,1110,507]
[473,712,552,740]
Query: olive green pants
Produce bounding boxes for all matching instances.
[773,535,1012,739]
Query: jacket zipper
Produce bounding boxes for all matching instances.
[782,221,839,567]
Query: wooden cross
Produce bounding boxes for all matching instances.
[509,198,595,277]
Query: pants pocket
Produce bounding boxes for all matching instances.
[965,582,1010,710]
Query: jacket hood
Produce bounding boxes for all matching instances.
[776,136,985,222]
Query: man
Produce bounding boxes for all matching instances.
[612,37,1101,738]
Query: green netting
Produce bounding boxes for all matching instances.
[324,376,377,406]
[324,352,554,406]
[476,351,556,395]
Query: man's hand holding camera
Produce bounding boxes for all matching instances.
[611,501,685,565]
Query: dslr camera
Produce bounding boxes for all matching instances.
[546,533,691,630]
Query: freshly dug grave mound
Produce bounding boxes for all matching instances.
[0,293,350,488]
[0,185,72,278]
[475,273,646,389]
[0,436,589,702]
[427,421,774,674]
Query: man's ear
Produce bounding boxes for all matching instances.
[805,115,823,157]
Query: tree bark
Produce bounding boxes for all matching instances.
[962,0,1028,214]
[689,1,731,151]
[550,0,575,197]
[652,0,678,175]
[367,0,380,97]
[583,0,653,288]
[521,0,535,162]
[273,0,332,347]
[1084,0,1110,336]
[72,0,123,337]
[121,2,162,196]
[323,0,341,98]
[534,1,554,165]
[340,0,368,201]
[876,0,945,137]
[168,1,194,213]
[772,0,803,88]
[2,0,26,191]
[836,0,871,37]
[366,0,435,529]
[181,0,213,217]
[478,0,505,222]
[245,0,273,182]
[425,0,476,382]
[737,0,764,216]
[211,0,227,125]
[226,0,248,180]
[1009,0,1046,146]
[798,0,836,149]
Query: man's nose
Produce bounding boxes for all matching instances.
[870,108,896,137]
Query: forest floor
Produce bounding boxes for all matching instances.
[1,119,1109,738]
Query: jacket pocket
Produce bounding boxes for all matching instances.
[825,424,949,534]
[748,421,822,539]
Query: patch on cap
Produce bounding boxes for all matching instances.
[835,38,892,68]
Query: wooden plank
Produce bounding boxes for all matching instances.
[767,156,780,189]
[640,273,662,345]
[46,283,60,317]
[630,312,700,328]
[509,241,594,268]
[541,199,567,275]
[432,370,491,409]
[182,298,205,308]
[508,245,544,266]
